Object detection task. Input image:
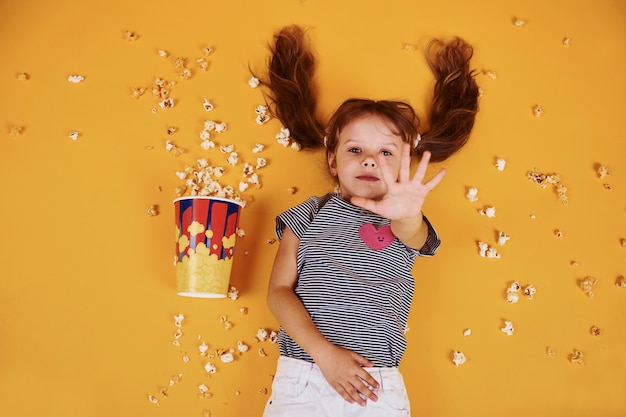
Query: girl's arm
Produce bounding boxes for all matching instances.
[267,226,380,405]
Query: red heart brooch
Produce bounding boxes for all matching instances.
[359,223,394,250]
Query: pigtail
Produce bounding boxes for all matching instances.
[420,38,480,162]
[258,25,326,149]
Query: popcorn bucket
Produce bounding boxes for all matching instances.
[173,196,243,298]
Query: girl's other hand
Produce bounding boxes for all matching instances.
[313,344,380,406]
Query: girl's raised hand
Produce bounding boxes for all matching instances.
[351,144,445,221]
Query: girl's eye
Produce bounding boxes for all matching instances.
[348,148,361,154]
[381,150,392,156]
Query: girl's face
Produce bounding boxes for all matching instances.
[327,115,404,201]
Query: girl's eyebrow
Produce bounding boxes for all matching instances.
[343,138,400,148]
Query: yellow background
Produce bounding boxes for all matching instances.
[1,0,625,416]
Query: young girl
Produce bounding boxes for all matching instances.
[257,26,480,417]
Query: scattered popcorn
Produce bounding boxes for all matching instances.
[532,105,544,117]
[16,72,29,81]
[506,281,521,303]
[67,74,85,83]
[203,410,211,417]
[513,17,526,27]
[220,352,234,363]
[622,239,626,248]
[506,291,519,304]
[219,315,233,330]
[202,98,214,111]
[173,57,186,69]
[463,328,472,337]
[124,30,139,41]
[579,276,598,299]
[199,341,209,356]
[546,346,556,357]
[204,362,217,374]
[167,126,178,135]
[147,394,160,405]
[452,351,466,367]
[258,348,267,357]
[256,157,267,169]
[483,69,497,79]
[563,37,572,47]
[220,144,235,154]
[169,373,183,386]
[269,330,278,344]
[267,238,277,244]
[200,140,215,150]
[165,140,184,157]
[570,260,580,267]
[197,57,209,72]
[276,127,291,147]
[555,229,563,237]
[237,341,249,353]
[173,314,185,327]
[523,285,536,300]
[466,187,478,202]
[501,320,514,336]
[616,275,626,289]
[159,98,175,109]
[68,131,79,141]
[227,286,239,300]
[157,49,169,58]
[497,231,510,246]
[227,152,239,166]
[478,206,496,218]
[9,125,24,136]
[159,386,169,397]
[526,168,569,205]
[252,143,265,153]
[182,352,190,363]
[259,388,268,395]
[147,205,159,216]
[287,187,298,194]
[495,157,506,171]
[590,325,601,336]
[597,165,610,179]
[248,77,260,88]
[402,43,416,51]
[256,328,269,342]
[202,46,213,56]
[477,241,500,258]
[130,87,146,98]
[569,349,584,365]
[215,122,227,133]
[256,113,271,125]
[198,384,212,399]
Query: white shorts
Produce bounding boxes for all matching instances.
[262,356,410,417]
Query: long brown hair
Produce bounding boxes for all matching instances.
[255,25,480,163]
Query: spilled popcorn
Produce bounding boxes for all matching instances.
[466,187,478,202]
[452,351,466,367]
[501,320,514,336]
[526,168,569,205]
[579,276,598,299]
[478,241,500,258]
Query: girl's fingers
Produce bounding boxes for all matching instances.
[398,143,411,183]
[411,150,432,184]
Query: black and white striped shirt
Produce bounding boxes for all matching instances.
[275,193,440,367]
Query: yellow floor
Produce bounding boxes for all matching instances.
[1,0,625,416]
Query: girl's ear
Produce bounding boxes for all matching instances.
[327,151,338,176]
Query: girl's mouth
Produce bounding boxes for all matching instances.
[357,175,379,182]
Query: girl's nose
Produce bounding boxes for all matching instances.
[362,156,377,168]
